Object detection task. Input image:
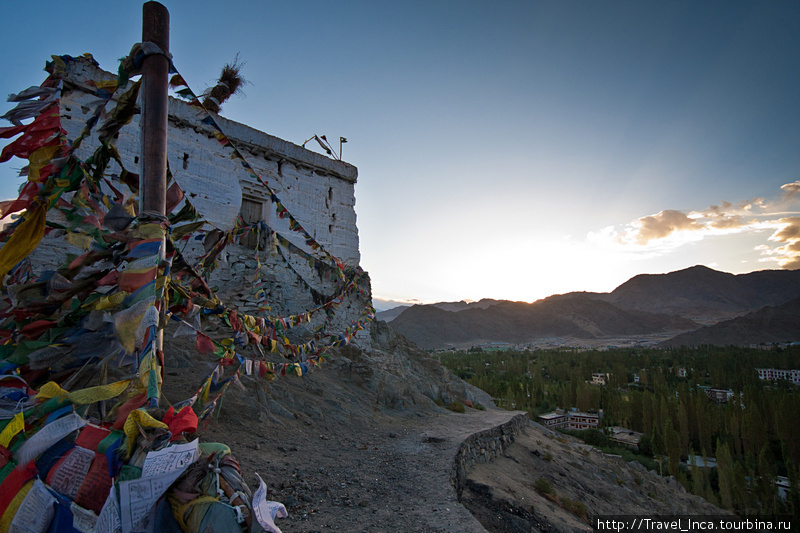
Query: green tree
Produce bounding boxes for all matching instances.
[642,392,654,436]
[697,401,714,454]
[631,391,643,433]
[665,418,681,477]
[756,444,777,515]
[731,461,749,513]
[677,400,690,456]
[715,439,734,512]
[741,405,767,458]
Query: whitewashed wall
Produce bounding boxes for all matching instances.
[28,56,369,342]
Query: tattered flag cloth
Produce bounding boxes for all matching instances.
[0,104,62,162]
[253,473,288,533]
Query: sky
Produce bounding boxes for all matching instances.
[1,1,799,309]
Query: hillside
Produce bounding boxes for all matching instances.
[659,296,800,347]
[463,421,726,532]
[389,294,698,350]
[164,319,726,532]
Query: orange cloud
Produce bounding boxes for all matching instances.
[631,210,701,244]
[765,217,800,269]
[604,181,800,271]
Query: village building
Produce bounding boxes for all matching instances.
[591,372,607,385]
[756,368,800,385]
[705,388,734,403]
[684,456,717,468]
[536,408,603,430]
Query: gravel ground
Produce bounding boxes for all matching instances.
[203,407,522,533]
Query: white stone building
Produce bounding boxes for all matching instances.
[756,368,800,385]
[26,56,370,343]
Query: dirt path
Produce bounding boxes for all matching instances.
[204,407,525,532]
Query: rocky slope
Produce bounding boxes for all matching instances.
[463,421,727,532]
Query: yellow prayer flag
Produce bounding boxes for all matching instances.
[0,480,34,531]
[94,79,118,92]
[0,204,46,282]
[123,408,168,454]
[49,55,67,76]
[136,352,162,393]
[132,223,166,240]
[66,379,131,405]
[199,375,212,406]
[67,231,93,250]
[242,315,257,331]
[35,381,69,400]
[0,412,24,448]
[27,145,61,182]
[91,291,128,311]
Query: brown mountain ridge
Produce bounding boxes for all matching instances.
[386,266,800,350]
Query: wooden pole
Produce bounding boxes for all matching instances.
[141,2,169,407]
[141,1,169,217]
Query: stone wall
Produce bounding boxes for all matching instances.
[452,412,530,499]
[26,56,370,341]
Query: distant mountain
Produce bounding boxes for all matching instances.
[372,298,412,312]
[375,305,410,322]
[377,299,500,323]
[431,299,500,312]
[384,266,800,350]
[389,294,698,350]
[658,297,800,347]
[597,265,800,322]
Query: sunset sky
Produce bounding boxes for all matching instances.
[1,1,799,308]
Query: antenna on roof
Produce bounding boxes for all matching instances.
[302,134,347,161]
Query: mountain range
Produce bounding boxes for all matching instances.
[378,266,800,350]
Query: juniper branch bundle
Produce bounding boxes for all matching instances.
[202,55,246,114]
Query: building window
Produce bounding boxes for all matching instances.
[240,197,266,249]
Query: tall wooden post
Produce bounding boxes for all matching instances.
[141,1,169,217]
[141,2,169,407]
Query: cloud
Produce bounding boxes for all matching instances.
[781,180,800,198]
[627,210,701,244]
[703,202,748,230]
[765,217,800,269]
[771,216,800,241]
[600,180,800,270]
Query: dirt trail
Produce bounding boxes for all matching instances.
[204,407,523,533]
